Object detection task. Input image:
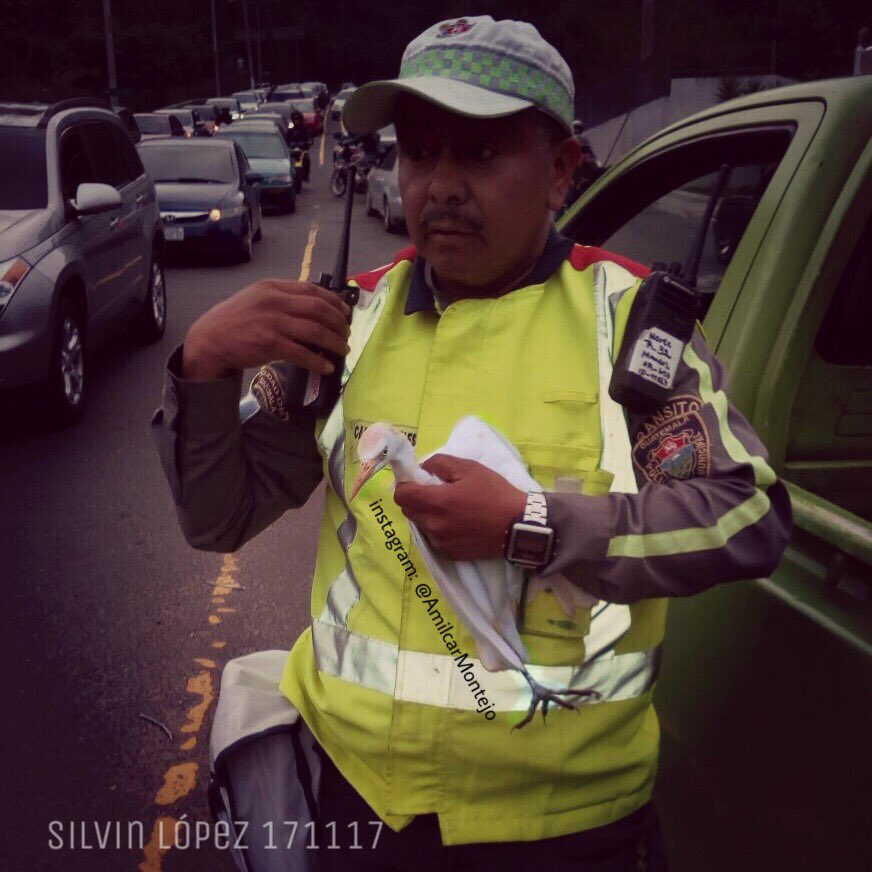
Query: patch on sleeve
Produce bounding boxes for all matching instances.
[633,394,711,484]
[250,365,289,422]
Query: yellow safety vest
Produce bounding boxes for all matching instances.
[279,249,668,845]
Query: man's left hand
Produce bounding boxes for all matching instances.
[393,455,526,560]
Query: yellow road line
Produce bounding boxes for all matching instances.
[319,128,326,166]
[300,224,318,281]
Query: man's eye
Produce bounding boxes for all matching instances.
[465,143,497,161]
[404,144,435,161]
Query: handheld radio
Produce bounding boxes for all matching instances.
[284,165,359,417]
[608,164,732,412]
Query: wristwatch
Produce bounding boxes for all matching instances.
[504,492,557,570]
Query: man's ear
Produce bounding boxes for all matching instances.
[548,136,582,212]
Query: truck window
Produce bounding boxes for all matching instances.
[564,127,793,317]
[784,213,872,520]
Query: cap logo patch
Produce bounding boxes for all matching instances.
[633,395,711,483]
[437,19,475,38]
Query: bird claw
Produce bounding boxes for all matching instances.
[512,685,601,731]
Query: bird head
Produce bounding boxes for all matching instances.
[350,422,408,500]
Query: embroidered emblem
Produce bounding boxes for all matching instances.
[437,18,474,38]
[633,395,711,484]
[251,365,289,422]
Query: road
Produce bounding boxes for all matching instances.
[0,124,408,872]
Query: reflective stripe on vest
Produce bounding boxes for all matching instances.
[312,258,657,709]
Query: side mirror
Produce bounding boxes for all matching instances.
[245,171,263,185]
[69,183,122,216]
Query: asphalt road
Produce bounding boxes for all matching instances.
[0,123,409,872]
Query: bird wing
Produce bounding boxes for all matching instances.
[410,522,527,673]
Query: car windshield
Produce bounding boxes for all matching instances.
[135,115,169,134]
[138,144,236,183]
[289,99,314,113]
[0,129,47,209]
[218,131,286,159]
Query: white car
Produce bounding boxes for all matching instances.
[365,144,404,233]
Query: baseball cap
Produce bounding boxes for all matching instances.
[342,16,575,136]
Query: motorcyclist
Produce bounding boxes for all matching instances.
[288,109,312,181]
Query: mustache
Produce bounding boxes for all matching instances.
[419,208,482,235]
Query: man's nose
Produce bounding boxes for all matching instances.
[427,149,468,204]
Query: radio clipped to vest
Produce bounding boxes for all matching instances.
[283,166,359,417]
[609,163,733,412]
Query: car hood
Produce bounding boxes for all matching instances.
[249,157,291,175]
[0,209,55,260]
[154,183,237,211]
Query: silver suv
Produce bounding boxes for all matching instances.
[0,98,166,423]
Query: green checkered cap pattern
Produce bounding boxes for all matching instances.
[400,46,573,129]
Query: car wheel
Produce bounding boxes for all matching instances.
[46,296,86,425]
[134,250,167,342]
[366,189,377,217]
[237,217,253,263]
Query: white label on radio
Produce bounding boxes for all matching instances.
[628,328,682,389]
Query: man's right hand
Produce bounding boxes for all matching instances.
[181,279,352,381]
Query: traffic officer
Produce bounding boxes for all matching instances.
[151,15,791,872]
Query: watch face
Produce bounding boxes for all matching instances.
[508,523,554,566]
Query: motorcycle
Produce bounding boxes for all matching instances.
[330,136,372,197]
[290,146,310,193]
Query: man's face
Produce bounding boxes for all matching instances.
[395,95,575,290]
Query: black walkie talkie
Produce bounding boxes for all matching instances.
[609,164,732,412]
[284,165,359,417]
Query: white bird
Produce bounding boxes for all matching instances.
[350,415,602,729]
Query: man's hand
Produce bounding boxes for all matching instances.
[393,455,526,560]
[182,279,352,380]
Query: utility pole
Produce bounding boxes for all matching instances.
[255,1,263,83]
[101,0,119,107]
[242,0,256,89]
[210,0,221,96]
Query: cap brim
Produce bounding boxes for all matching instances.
[342,77,534,134]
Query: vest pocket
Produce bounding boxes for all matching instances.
[512,441,614,664]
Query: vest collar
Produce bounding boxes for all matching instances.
[403,226,575,316]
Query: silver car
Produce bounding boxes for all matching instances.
[365,144,405,234]
[0,99,166,424]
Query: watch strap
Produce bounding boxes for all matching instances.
[523,491,548,526]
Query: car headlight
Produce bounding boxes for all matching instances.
[0,256,31,315]
[270,174,293,183]
[212,204,247,221]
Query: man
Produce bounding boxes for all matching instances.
[152,15,791,871]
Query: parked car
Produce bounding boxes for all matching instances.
[285,98,322,135]
[137,138,262,263]
[214,124,296,212]
[331,87,356,122]
[134,113,186,141]
[207,97,244,122]
[559,76,872,872]
[365,143,403,233]
[155,108,198,137]
[0,99,166,423]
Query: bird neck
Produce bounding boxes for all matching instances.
[389,439,437,485]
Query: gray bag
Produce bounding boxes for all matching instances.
[208,650,324,872]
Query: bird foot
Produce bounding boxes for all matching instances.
[511,684,601,731]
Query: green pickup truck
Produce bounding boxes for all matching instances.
[560,77,872,871]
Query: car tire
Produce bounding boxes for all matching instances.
[384,198,396,233]
[45,296,86,426]
[366,189,377,217]
[133,250,167,342]
[236,217,253,263]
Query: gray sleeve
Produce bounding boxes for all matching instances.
[540,329,792,603]
[150,345,324,553]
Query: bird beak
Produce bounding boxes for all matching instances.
[350,457,388,500]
